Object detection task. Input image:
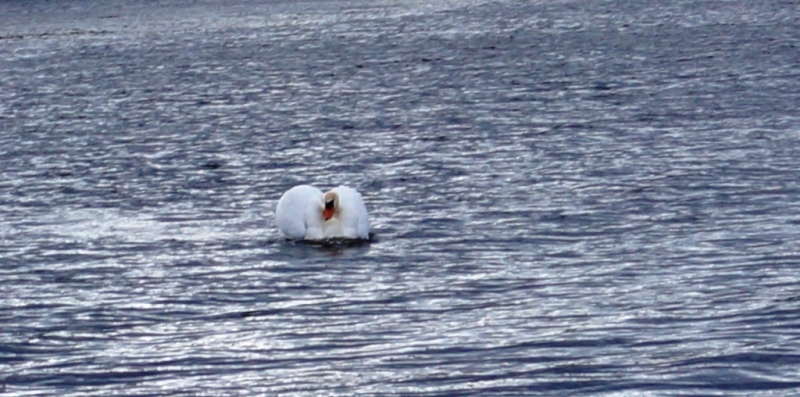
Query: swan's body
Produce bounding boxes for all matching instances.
[275,185,370,240]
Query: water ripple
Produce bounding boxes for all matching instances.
[2,0,800,395]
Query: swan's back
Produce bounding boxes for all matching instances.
[276,185,324,239]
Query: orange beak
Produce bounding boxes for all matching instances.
[323,208,334,221]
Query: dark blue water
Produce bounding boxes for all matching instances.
[2,0,800,395]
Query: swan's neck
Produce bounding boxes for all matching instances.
[323,215,344,238]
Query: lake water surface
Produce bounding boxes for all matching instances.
[1,0,800,395]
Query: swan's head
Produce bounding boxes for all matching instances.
[322,191,338,221]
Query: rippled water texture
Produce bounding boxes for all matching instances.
[1,0,800,395]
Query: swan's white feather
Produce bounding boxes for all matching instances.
[275,185,370,240]
[275,185,325,240]
[330,186,370,239]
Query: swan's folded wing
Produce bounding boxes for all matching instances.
[332,186,371,239]
[276,185,324,240]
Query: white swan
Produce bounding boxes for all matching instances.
[275,185,370,240]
